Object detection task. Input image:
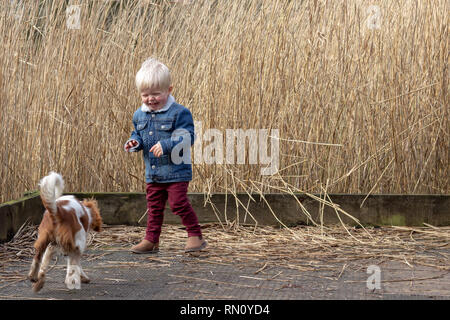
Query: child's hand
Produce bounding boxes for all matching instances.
[150,142,163,157]
[125,140,138,151]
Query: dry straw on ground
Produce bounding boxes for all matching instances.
[90,223,450,274]
[1,219,448,289]
[0,0,448,204]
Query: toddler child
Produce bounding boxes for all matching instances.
[124,58,207,253]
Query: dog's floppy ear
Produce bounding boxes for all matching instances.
[83,198,103,232]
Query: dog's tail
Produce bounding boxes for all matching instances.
[39,171,64,223]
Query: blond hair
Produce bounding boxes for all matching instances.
[135,58,171,92]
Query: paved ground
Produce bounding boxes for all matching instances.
[1,246,449,301]
[0,224,449,303]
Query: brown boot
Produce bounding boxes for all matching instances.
[185,236,207,253]
[131,239,159,254]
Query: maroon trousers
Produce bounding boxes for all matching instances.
[144,181,202,243]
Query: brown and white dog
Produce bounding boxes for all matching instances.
[28,172,102,292]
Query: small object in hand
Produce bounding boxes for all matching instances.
[126,140,138,151]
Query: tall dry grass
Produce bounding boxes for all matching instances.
[0,0,448,204]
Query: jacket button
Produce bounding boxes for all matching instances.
[151,165,156,169]
[149,131,153,135]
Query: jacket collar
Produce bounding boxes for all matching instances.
[141,95,175,113]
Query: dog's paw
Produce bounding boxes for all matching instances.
[80,275,90,284]
[28,266,39,282]
[27,273,38,283]
[32,277,45,292]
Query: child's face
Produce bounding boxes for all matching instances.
[140,86,173,111]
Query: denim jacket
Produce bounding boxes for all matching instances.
[125,96,194,183]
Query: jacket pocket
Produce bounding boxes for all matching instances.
[136,120,148,131]
[157,121,172,131]
[156,120,173,139]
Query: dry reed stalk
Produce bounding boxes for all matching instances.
[0,0,447,204]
